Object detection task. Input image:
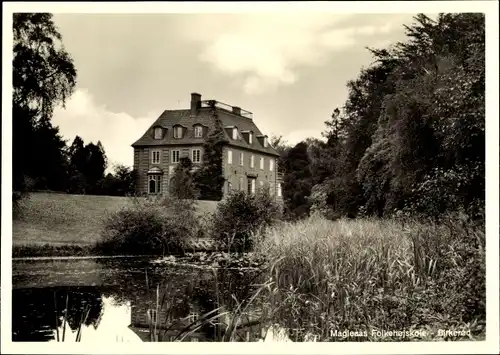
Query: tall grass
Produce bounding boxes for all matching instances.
[253,214,486,341]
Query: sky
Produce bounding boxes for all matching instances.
[49,12,424,170]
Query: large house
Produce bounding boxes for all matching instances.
[131,93,283,200]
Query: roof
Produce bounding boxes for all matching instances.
[131,107,280,157]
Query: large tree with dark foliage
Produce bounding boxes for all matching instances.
[67,136,108,194]
[313,13,485,220]
[13,13,77,194]
[193,101,226,201]
[282,141,313,219]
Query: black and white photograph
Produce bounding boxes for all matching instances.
[2,1,499,354]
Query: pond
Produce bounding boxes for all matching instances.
[12,257,268,342]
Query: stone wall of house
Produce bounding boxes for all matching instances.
[134,143,282,201]
[221,145,279,199]
[134,145,204,196]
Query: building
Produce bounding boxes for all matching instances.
[131,92,283,200]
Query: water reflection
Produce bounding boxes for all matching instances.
[12,258,266,342]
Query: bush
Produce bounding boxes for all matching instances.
[96,196,199,255]
[253,214,485,341]
[211,189,280,253]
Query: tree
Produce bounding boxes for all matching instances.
[282,142,313,219]
[100,164,137,196]
[84,141,107,192]
[269,135,292,174]
[170,157,199,199]
[193,101,226,200]
[13,13,77,194]
[324,13,485,219]
[66,136,109,194]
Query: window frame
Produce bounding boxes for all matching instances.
[194,125,203,138]
[151,149,161,164]
[154,127,163,140]
[192,149,201,163]
[228,150,233,164]
[239,177,244,191]
[259,157,264,170]
[171,149,180,163]
[173,126,183,139]
[270,158,274,172]
[148,308,158,323]
[239,152,244,166]
[250,154,254,168]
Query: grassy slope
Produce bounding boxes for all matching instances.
[13,192,218,246]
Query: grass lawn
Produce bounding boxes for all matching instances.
[13,192,218,247]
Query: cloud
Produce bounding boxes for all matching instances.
[178,14,407,94]
[52,89,156,170]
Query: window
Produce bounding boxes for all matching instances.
[249,133,253,144]
[147,309,158,323]
[174,126,183,139]
[239,177,244,191]
[270,159,274,172]
[192,149,201,163]
[277,183,282,197]
[247,178,256,195]
[263,137,268,148]
[148,176,162,194]
[228,150,233,164]
[194,126,203,138]
[151,149,161,164]
[172,150,180,163]
[259,157,264,170]
[154,127,162,139]
[239,152,244,166]
[232,127,238,140]
[250,155,254,168]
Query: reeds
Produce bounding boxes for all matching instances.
[253,214,486,341]
[53,291,92,342]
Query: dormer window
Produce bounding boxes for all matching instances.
[249,132,253,144]
[232,127,238,140]
[263,137,268,147]
[173,126,183,139]
[154,127,163,140]
[194,125,203,138]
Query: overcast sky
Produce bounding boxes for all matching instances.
[49,12,425,169]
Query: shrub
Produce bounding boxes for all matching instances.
[97,196,199,255]
[211,189,280,253]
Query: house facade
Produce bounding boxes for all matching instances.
[131,93,283,201]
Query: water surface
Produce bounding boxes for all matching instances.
[12,257,263,342]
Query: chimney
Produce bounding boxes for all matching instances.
[232,106,241,116]
[191,93,201,116]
